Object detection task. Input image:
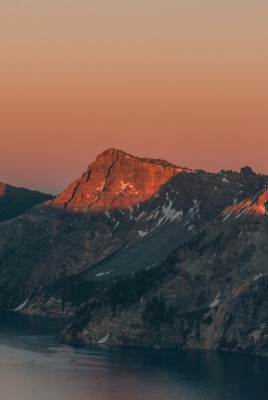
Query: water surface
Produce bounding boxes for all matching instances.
[0,311,268,400]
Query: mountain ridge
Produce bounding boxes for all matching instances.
[1,149,268,357]
[0,181,54,222]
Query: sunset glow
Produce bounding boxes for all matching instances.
[224,188,268,216]
[1,1,268,194]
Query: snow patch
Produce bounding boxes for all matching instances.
[222,177,229,183]
[188,199,200,218]
[14,298,29,311]
[236,209,247,219]
[119,181,129,191]
[156,194,183,227]
[96,182,105,192]
[187,225,195,231]
[222,212,232,222]
[137,211,146,221]
[119,181,139,195]
[181,258,192,267]
[138,230,148,238]
[95,270,113,277]
[209,292,221,308]
[114,221,120,229]
[97,334,110,344]
[253,273,263,281]
[129,207,134,220]
[147,207,161,221]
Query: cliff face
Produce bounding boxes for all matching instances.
[50,148,187,213]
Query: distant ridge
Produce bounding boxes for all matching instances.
[0,181,54,222]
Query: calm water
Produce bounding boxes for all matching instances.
[0,311,268,400]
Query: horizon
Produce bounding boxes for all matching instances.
[1,146,266,195]
[1,1,268,194]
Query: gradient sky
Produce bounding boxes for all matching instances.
[1,1,268,194]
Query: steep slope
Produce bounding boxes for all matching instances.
[59,187,268,357]
[50,148,186,213]
[59,167,268,283]
[0,182,53,222]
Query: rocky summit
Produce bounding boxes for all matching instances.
[50,148,188,213]
[1,149,268,357]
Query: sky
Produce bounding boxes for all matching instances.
[1,1,268,194]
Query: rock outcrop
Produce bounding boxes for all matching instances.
[50,148,188,213]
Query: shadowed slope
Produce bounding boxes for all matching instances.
[58,181,268,357]
[0,182,53,222]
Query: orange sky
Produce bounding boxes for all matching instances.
[1,1,268,194]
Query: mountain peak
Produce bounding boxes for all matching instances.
[97,148,181,169]
[97,148,127,158]
[50,148,190,213]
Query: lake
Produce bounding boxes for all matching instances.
[0,310,268,400]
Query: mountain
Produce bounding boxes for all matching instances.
[0,149,192,311]
[59,186,268,357]
[0,181,53,222]
[1,149,268,357]
[50,148,187,213]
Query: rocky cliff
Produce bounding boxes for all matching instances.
[50,148,188,213]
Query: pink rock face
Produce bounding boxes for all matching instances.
[224,188,268,216]
[50,148,190,213]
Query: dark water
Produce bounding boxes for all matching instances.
[0,311,268,400]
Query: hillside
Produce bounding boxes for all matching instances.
[59,187,268,357]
